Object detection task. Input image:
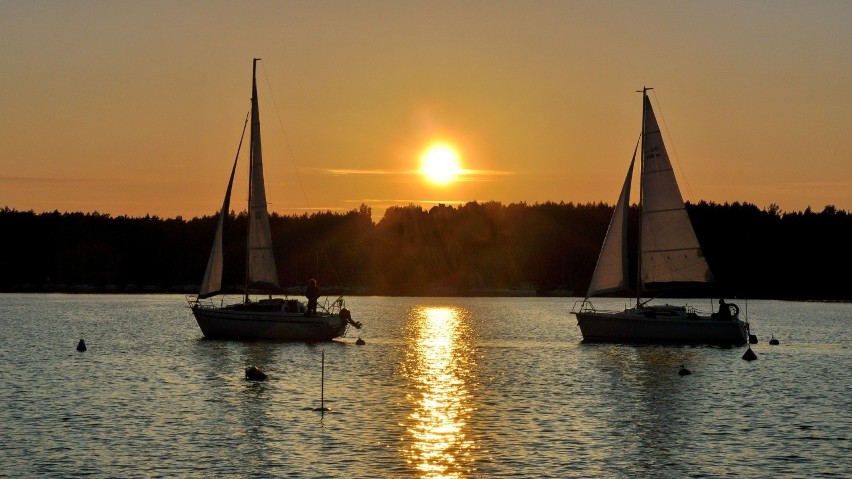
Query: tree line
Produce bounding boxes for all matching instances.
[0,202,848,300]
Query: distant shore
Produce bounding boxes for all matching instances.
[4,284,851,302]
[0,283,571,297]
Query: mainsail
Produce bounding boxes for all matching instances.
[639,94,712,288]
[245,58,280,292]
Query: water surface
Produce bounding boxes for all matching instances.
[0,294,849,478]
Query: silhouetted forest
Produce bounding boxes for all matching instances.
[0,202,849,300]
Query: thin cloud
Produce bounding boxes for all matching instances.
[320,167,515,182]
[322,168,400,176]
[354,198,466,205]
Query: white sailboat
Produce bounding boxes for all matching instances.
[573,88,748,345]
[188,59,361,340]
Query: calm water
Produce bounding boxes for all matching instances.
[0,294,849,478]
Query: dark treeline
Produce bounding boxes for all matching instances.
[0,202,849,300]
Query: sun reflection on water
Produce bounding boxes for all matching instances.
[402,306,476,478]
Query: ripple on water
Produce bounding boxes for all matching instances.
[0,295,849,478]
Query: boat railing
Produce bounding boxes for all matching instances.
[318,295,347,316]
[572,299,608,313]
[570,299,631,315]
[185,295,227,310]
[570,299,591,313]
[185,295,203,308]
[321,295,362,331]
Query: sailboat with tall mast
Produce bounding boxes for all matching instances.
[188,59,361,340]
[573,88,749,345]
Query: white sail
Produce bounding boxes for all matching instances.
[246,59,280,292]
[198,208,225,298]
[198,113,248,299]
[639,94,712,287]
[198,156,239,298]
[586,141,638,297]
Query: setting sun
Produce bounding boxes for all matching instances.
[419,143,462,185]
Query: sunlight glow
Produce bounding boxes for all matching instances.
[419,143,463,186]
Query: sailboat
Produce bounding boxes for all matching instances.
[573,88,749,345]
[187,59,361,340]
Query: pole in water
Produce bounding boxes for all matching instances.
[313,349,331,413]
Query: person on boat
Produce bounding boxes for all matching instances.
[305,279,320,316]
[712,298,731,320]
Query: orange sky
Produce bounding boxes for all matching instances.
[1,1,849,221]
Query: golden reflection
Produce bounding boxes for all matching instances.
[403,306,475,478]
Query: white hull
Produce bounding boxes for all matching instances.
[191,302,348,341]
[575,305,748,345]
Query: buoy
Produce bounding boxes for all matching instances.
[749,334,758,344]
[742,347,758,361]
[355,337,365,345]
[769,335,780,345]
[678,365,691,376]
[76,339,87,352]
[245,365,267,381]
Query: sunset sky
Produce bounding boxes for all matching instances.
[1,1,849,221]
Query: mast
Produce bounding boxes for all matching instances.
[636,86,652,305]
[244,58,260,302]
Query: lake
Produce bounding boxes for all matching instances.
[0,294,849,478]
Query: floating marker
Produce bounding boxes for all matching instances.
[355,337,365,346]
[76,339,87,352]
[678,365,691,376]
[769,335,780,345]
[749,334,758,344]
[245,365,267,381]
[742,347,758,361]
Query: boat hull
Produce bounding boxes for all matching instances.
[575,306,748,345]
[191,305,348,341]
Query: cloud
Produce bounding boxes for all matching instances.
[320,167,515,182]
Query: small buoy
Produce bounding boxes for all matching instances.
[749,334,758,344]
[355,337,365,345]
[678,365,691,376]
[769,335,779,345]
[245,365,267,381]
[742,347,758,361]
[76,339,87,352]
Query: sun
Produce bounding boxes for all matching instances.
[419,143,462,185]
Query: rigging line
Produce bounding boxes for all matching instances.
[650,90,696,203]
[258,59,312,212]
[234,107,252,210]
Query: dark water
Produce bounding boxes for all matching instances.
[0,294,849,478]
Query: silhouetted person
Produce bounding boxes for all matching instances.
[305,279,320,316]
[712,298,731,320]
